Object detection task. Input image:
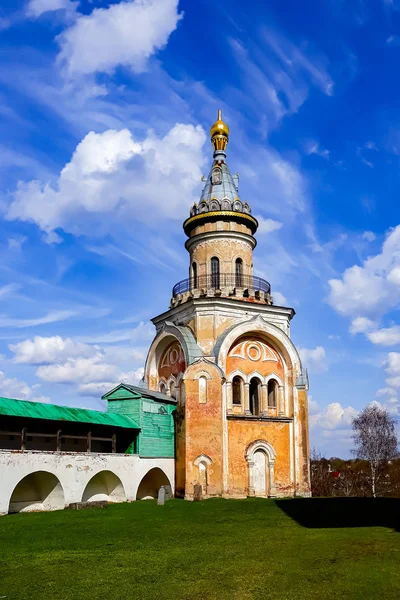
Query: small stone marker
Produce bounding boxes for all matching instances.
[157,486,166,505]
[193,483,203,502]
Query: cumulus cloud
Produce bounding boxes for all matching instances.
[7,124,206,239]
[27,0,77,17]
[10,335,97,365]
[77,367,144,397]
[310,402,358,430]
[367,325,400,346]
[57,0,182,77]
[298,346,326,371]
[0,370,49,403]
[36,354,118,384]
[349,316,376,335]
[328,225,400,317]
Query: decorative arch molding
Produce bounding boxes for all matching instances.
[247,370,265,384]
[245,440,277,498]
[193,454,213,467]
[183,357,226,381]
[246,439,277,463]
[144,321,203,385]
[265,372,283,387]
[227,368,247,383]
[193,370,212,380]
[213,315,302,377]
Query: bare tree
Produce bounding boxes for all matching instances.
[352,404,398,497]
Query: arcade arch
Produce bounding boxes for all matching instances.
[9,471,65,513]
[81,471,126,503]
[136,468,172,500]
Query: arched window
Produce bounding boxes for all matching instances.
[232,376,243,405]
[235,258,243,287]
[249,377,261,416]
[199,376,207,404]
[211,256,220,289]
[192,261,198,289]
[268,379,278,408]
[159,382,166,394]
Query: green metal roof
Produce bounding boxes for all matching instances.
[0,397,140,429]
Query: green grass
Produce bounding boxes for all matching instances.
[1,498,400,600]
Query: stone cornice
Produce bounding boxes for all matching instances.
[152,297,295,327]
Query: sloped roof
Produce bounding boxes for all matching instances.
[0,397,140,429]
[102,383,177,404]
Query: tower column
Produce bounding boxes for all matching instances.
[226,382,233,413]
[278,385,285,416]
[261,384,268,416]
[244,382,251,415]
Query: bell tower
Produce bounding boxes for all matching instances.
[172,109,272,317]
[144,110,310,500]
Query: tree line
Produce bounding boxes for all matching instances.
[311,404,399,497]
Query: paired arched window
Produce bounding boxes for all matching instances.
[192,261,198,289]
[232,376,243,405]
[235,258,243,287]
[249,377,261,416]
[211,256,220,289]
[268,379,278,408]
[159,382,166,394]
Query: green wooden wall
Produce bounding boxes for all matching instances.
[106,389,175,458]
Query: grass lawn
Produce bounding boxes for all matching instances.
[1,498,400,600]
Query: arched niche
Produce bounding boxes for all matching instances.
[82,470,126,504]
[136,468,172,500]
[9,471,65,513]
[246,440,277,498]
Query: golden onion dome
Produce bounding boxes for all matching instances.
[210,109,229,152]
[210,109,229,138]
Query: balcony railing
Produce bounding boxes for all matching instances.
[172,273,271,298]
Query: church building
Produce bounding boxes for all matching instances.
[144,111,311,499]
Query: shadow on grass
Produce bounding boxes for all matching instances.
[275,497,400,530]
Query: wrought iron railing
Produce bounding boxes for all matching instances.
[172,273,271,297]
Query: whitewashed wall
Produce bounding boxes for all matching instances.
[0,450,174,515]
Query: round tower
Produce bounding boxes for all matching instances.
[171,110,272,307]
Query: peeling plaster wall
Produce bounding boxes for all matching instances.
[0,451,174,515]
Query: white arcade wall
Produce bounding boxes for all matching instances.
[0,451,174,515]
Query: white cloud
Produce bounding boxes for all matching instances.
[272,291,287,306]
[119,367,144,384]
[0,283,21,299]
[78,381,117,397]
[305,140,330,159]
[77,368,144,397]
[10,335,97,365]
[328,225,400,317]
[362,230,376,242]
[310,402,358,430]
[254,216,282,234]
[0,370,49,403]
[349,316,376,335]
[7,124,206,238]
[298,345,326,371]
[0,310,76,328]
[57,0,182,77]
[27,0,77,17]
[367,325,400,346]
[36,354,118,384]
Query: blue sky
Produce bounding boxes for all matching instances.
[1,0,400,457]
